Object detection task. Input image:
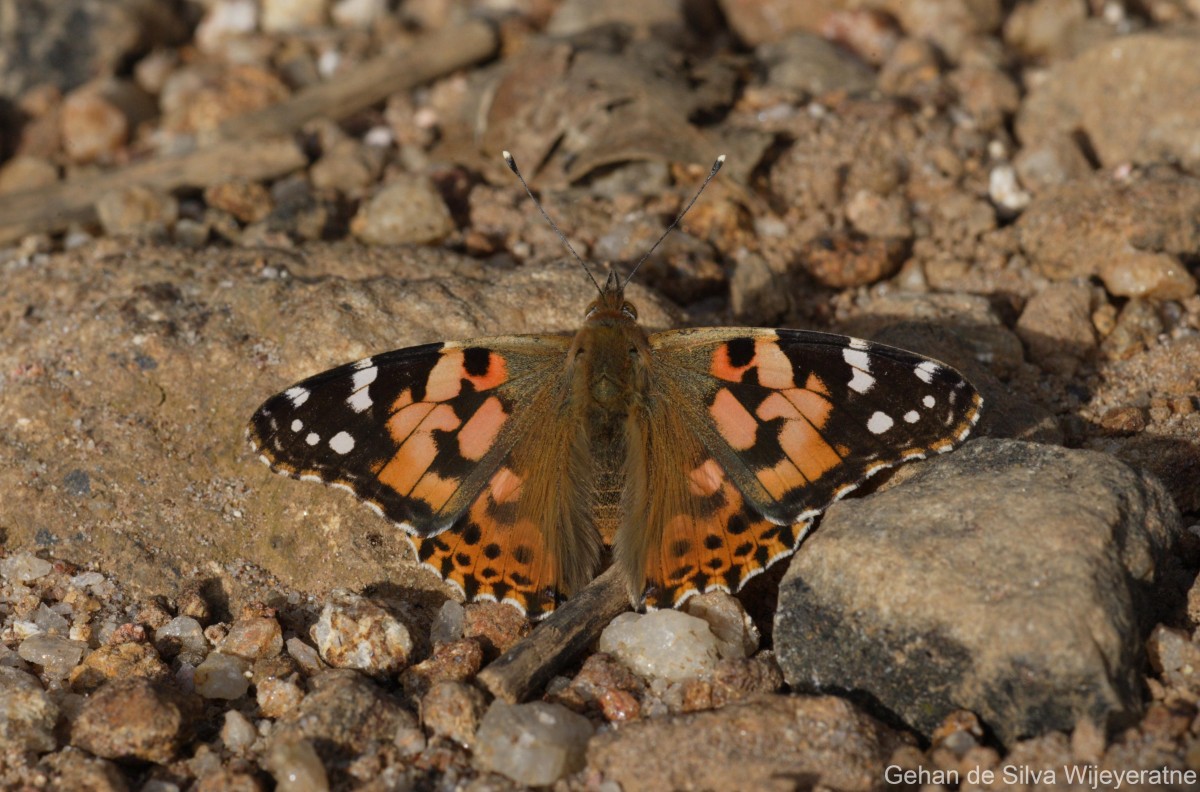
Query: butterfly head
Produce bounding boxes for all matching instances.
[584,268,638,323]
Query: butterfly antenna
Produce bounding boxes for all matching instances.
[503,150,603,296]
[623,154,725,289]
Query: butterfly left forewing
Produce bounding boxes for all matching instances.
[625,326,982,608]
[247,334,596,617]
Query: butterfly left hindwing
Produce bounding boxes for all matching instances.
[620,327,982,609]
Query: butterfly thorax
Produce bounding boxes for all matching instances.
[566,276,652,542]
[572,292,650,408]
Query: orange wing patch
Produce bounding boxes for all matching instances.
[641,456,810,610]
[621,388,812,611]
[409,465,561,618]
[372,350,515,518]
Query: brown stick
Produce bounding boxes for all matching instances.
[0,138,306,245]
[219,17,498,140]
[476,565,632,703]
[0,19,499,245]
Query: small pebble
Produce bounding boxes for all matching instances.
[69,571,108,591]
[220,709,258,754]
[393,724,427,757]
[155,616,209,664]
[1100,406,1148,435]
[0,666,59,752]
[265,737,330,792]
[257,676,305,718]
[194,653,251,700]
[1071,716,1106,764]
[251,654,298,686]
[421,680,487,747]
[195,0,259,52]
[205,180,273,224]
[463,601,530,658]
[32,602,70,635]
[310,589,412,675]
[285,637,326,676]
[261,0,328,32]
[220,616,284,660]
[844,188,912,239]
[174,218,211,247]
[0,155,58,194]
[332,0,387,27]
[141,782,182,792]
[96,185,178,237]
[1147,625,1200,691]
[989,163,1032,214]
[473,701,594,786]
[69,641,171,693]
[599,610,721,682]
[1102,250,1198,301]
[69,678,188,763]
[309,139,380,195]
[681,591,760,660]
[350,175,454,246]
[431,600,465,645]
[1,552,53,582]
[60,86,128,163]
[17,634,87,678]
[401,638,482,700]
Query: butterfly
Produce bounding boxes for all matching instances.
[247,153,982,620]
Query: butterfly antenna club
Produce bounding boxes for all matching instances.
[503,150,603,295]
[624,154,725,288]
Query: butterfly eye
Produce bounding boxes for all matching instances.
[621,302,637,319]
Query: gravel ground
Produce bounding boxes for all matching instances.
[2,1,1200,790]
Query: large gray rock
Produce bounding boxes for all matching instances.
[775,439,1183,746]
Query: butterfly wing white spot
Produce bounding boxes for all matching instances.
[848,368,875,394]
[329,431,355,455]
[915,361,939,384]
[352,365,378,389]
[923,394,936,408]
[347,388,373,413]
[843,348,871,371]
[291,419,303,432]
[903,410,920,423]
[346,365,378,412]
[305,432,320,446]
[867,411,894,434]
[286,386,310,407]
[843,347,875,394]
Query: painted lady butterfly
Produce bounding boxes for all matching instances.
[248,154,982,619]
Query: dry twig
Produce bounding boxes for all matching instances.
[0,19,499,245]
[476,565,632,703]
